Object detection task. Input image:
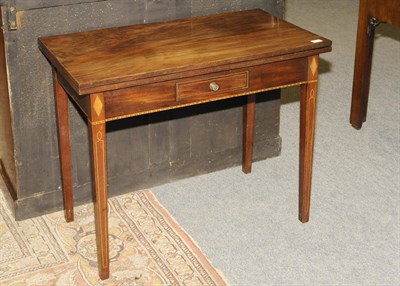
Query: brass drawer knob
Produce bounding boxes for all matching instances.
[209,82,220,92]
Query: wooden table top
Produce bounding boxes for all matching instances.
[38,9,332,95]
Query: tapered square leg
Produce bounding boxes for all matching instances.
[53,70,74,222]
[299,56,319,223]
[242,94,256,174]
[88,93,109,280]
[350,0,377,129]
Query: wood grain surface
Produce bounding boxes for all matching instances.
[100,58,308,122]
[364,0,400,25]
[0,12,17,201]
[299,56,319,223]
[39,9,331,95]
[53,70,74,222]
[350,0,400,128]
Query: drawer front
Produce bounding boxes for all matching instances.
[176,72,249,101]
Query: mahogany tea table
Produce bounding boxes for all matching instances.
[38,9,332,279]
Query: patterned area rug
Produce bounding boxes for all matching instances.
[0,190,228,286]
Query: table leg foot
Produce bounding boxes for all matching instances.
[350,122,363,130]
[65,209,74,222]
[99,267,110,280]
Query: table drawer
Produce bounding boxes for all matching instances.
[176,72,249,101]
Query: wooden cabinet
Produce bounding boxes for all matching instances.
[0,0,284,220]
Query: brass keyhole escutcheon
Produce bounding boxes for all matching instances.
[209,82,220,92]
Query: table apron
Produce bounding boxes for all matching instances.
[92,58,309,124]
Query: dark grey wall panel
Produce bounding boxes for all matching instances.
[15,0,107,10]
[0,0,284,220]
